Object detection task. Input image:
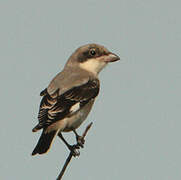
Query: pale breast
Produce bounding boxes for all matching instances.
[63,99,95,132]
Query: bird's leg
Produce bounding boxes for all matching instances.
[58,132,80,157]
[73,129,85,148]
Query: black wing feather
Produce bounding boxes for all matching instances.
[33,79,99,131]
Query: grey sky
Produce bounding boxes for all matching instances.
[0,0,181,179]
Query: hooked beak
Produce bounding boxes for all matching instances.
[104,52,120,63]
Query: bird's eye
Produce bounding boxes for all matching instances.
[89,49,96,56]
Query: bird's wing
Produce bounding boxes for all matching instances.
[47,68,90,96]
[32,78,99,132]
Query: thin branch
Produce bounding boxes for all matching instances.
[56,122,93,180]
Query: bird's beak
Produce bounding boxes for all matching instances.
[103,52,120,63]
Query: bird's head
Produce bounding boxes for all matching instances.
[65,44,120,75]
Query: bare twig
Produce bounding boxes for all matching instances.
[56,122,93,180]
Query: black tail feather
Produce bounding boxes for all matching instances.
[32,129,57,156]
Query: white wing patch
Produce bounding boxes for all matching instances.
[70,102,80,113]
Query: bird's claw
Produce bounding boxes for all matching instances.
[69,145,80,157]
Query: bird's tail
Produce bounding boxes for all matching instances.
[32,129,57,156]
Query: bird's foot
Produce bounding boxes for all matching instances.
[68,144,80,157]
[76,135,85,148]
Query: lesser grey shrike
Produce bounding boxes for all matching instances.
[32,43,120,156]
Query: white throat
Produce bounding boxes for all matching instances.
[79,58,107,75]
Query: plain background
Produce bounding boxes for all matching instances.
[0,0,181,179]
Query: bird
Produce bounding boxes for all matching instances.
[32,43,120,156]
